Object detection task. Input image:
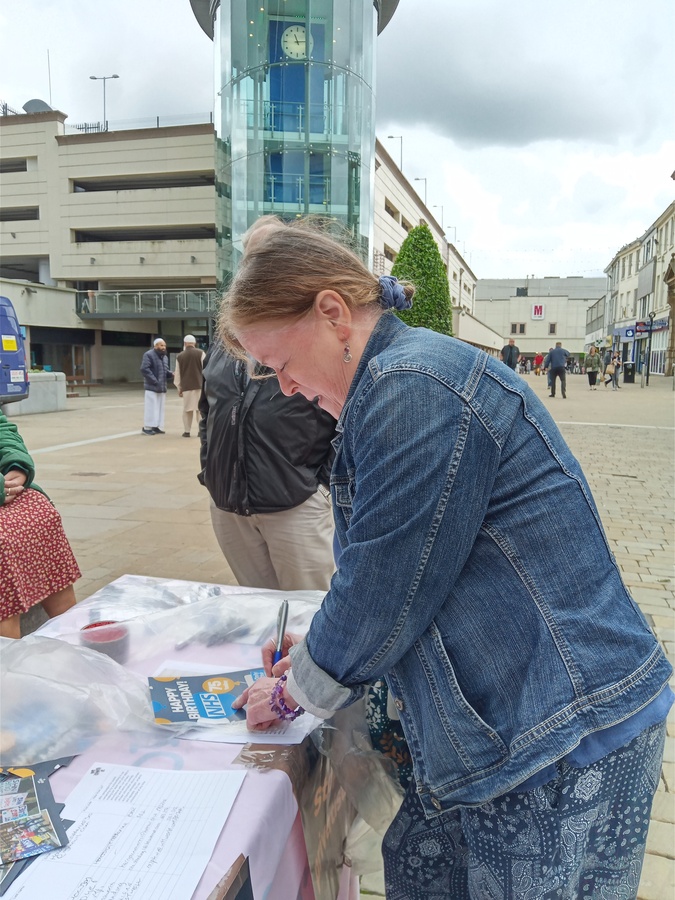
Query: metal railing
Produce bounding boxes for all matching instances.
[65,112,214,135]
[77,289,221,317]
[234,99,355,137]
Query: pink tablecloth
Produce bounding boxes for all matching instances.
[44,588,359,900]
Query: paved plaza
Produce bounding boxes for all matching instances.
[14,370,675,898]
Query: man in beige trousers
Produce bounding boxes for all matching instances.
[174,335,205,437]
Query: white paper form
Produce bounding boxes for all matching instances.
[3,763,245,900]
[155,659,322,745]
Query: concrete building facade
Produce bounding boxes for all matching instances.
[602,201,674,377]
[372,140,476,315]
[475,277,607,362]
[0,108,218,380]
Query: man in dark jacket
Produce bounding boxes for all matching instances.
[544,341,570,399]
[500,338,520,370]
[140,338,173,435]
[198,342,336,591]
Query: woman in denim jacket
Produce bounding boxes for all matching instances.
[228,219,672,899]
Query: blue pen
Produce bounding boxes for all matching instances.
[272,599,289,666]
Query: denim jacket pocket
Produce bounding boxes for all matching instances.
[393,624,508,805]
[332,479,353,528]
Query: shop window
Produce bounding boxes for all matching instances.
[549,323,557,335]
[511,323,526,335]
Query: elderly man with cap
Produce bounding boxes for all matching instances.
[174,335,205,437]
[140,338,173,435]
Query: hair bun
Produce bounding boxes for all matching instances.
[378,275,412,311]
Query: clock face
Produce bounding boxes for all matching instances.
[281,24,314,59]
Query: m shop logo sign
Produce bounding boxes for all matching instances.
[531,304,544,320]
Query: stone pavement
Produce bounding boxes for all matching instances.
[14,372,675,898]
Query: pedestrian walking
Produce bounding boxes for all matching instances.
[223,216,672,900]
[174,335,205,437]
[611,352,622,390]
[544,341,570,398]
[140,338,173,435]
[499,338,519,371]
[585,345,601,390]
[603,352,622,390]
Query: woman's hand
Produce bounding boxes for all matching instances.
[231,675,300,731]
[2,469,27,505]
[262,631,302,676]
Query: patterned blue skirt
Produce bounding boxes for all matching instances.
[382,720,666,899]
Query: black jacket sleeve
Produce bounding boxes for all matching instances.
[197,346,214,485]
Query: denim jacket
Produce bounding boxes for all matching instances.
[287,313,671,815]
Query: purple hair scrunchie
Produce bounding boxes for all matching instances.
[378,275,412,311]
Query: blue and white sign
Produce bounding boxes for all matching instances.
[636,318,669,334]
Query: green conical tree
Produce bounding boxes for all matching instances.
[391,223,453,336]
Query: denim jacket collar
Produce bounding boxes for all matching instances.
[336,312,407,435]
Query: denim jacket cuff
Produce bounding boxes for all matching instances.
[287,639,352,719]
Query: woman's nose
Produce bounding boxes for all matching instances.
[277,370,296,396]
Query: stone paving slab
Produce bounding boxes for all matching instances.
[12,376,675,898]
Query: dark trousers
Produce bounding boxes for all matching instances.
[550,366,566,397]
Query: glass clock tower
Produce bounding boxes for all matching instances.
[190,0,400,285]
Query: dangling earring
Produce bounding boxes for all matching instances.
[343,342,352,364]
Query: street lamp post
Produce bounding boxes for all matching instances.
[645,310,656,386]
[386,135,403,171]
[446,226,457,243]
[414,177,427,206]
[90,74,119,128]
[432,205,444,230]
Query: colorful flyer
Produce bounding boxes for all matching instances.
[0,774,68,866]
[149,668,266,725]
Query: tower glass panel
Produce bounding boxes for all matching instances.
[214,0,377,285]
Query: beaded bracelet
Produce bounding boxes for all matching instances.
[270,674,304,721]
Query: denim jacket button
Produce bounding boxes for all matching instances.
[394,698,404,711]
[431,796,442,810]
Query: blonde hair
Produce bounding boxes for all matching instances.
[218,217,413,352]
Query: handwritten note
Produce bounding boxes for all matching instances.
[3,763,245,899]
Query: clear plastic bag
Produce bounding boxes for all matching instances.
[0,634,153,766]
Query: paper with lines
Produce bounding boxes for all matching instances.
[3,762,245,899]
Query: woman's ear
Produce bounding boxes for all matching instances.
[315,290,351,331]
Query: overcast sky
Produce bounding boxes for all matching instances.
[1,0,673,278]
